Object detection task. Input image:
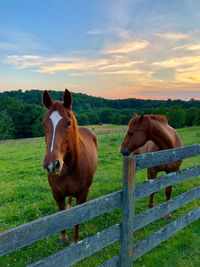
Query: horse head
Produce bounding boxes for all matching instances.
[42,89,76,175]
[120,113,151,156]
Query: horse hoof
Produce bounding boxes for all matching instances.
[59,238,68,247]
[164,214,172,221]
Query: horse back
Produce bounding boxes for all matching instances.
[78,126,98,148]
[133,141,159,154]
[167,125,183,147]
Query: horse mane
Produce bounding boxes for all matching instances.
[131,114,168,126]
[64,111,81,166]
[148,114,168,123]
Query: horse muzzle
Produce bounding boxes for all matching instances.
[43,159,62,175]
[120,147,131,156]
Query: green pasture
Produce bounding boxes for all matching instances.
[0,126,200,266]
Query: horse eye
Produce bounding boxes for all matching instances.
[66,121,71,127]
[128,131,133,136]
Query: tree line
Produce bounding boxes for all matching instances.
[0,89,200,140]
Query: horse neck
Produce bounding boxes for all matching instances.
[64,114,81,168]
[150,120,174,150]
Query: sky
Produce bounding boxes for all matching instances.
[0,0,200,100]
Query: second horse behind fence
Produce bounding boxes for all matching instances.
[121,113,183,219]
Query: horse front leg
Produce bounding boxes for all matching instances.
[147,168,157,209]
[67,196,73,209]
[164,185,172,221]
[52,191,68,245]
[71,189,89,245]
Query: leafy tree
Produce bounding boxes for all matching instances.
[111,114,121,125]
[167,105,185,128]
[143,108,156,114]
[0,110,15,139]
[0,97,26,138]
[119,110,135,125]
[197,109,200,126]
[120,114,130,125]
[1,89,200,136]
[86,111,100,125]
[76,113,90,126]
[99,108,112,123]
[154,106,167,115]
[32,112,45,137]
[23,104,45,137]
[185,107,199,126]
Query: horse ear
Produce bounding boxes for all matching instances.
[139,113,144,121]
[63,89,72,110]
[133,112,138,118]
[42,90,52,109]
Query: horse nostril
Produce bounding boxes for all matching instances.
[55,160,60,171]
[120,148,130,156]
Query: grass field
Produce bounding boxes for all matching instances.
[0,125,200,266]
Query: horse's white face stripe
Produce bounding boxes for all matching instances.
[50,111,62,152]
[48,162,54,172]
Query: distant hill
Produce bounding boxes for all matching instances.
[0,89,200,140]
[0,89,200,112]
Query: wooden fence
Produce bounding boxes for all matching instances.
[1,144,200,266]
[0,127,126,143]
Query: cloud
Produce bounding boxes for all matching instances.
[2,50,145,77]
[2,55,81,70]
[98,60,142,70]
[2,28,200,95]
[69,69,144,77]
[152,55,200,68]
[173,44,200,51]
[102,40,150,54]
[155,32,188,41]
[185,44,200,51]
[175,73,200,83]
[87,29,103,35]
[3,55,44,68]
[152,54,200,84]
[36,58,109,74]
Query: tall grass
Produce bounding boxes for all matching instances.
[0,126,200,266]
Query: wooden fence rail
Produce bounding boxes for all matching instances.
[1,144,200,266]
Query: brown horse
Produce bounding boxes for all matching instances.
[42,89,98,244]
[121,113,182,219]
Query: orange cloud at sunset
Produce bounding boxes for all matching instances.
[102,40,150,54]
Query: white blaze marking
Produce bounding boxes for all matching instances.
[48,162,54,172]
[50,111,62,152]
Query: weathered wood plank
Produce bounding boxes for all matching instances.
[28,223,121,267]
[1,143,200,263]
[135,165,200,201]
[100,255,120,267]
[29,185,200,267]
[102,206,200,266]
[1,165,199,257]
[121,157,136,266]
[134,185,200,231]
[101,185,200,266]
[132,206,200,261]
[134,144,200,170]
[0,190,122,256]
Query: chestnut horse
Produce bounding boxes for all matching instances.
[42,89,98,244]
[121,113,182,219]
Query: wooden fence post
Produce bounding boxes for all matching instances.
[121,157,136,267]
